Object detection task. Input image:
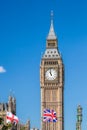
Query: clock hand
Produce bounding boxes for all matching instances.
[50,69,52,76]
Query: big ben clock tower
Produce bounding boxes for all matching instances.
[40,12,64,130]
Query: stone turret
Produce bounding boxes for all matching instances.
[8,96,13,112]
[17,120,30,130]
[8,96,16,115]
[12,97,16,115]
[76,105,82,130]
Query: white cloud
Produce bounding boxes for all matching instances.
[0,66,6,73]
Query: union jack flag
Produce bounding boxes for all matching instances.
[43,109,57,122]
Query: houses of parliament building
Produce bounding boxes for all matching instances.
[0,96,30,130]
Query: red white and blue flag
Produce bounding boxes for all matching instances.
[43,109,57,122]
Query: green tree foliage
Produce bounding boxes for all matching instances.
[0,117,4,125]
[2,125,8,130]
[0,117,12,130]
[20,126,26,130]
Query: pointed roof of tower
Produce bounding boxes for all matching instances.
[47,11,57,40]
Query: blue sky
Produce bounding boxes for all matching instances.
[0,0,87,129]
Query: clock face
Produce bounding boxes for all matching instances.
[45,68,57,80]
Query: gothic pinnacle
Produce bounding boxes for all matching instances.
[47,11,57,40]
